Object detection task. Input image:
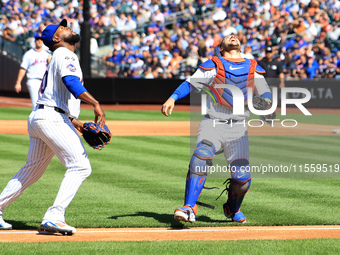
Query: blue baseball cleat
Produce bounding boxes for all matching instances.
[223,203,247,223]
[232,211,246,223]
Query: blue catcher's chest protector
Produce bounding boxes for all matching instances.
[199,57,265,108]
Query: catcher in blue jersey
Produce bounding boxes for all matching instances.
[161,35,274,223]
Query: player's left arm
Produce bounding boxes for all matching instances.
[161,68,215,117]
[254,72,272,102]
[253,72,276,122]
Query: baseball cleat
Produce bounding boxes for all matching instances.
[223,202,232,219]
[174,205,196,223]
[0,218,12,230]
[39,221,76,235]
[232,211,246,223]
[223,203,246,223]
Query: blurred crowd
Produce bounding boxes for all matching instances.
[1,0,340,79]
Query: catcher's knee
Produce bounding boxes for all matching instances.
[230,159,251,194]
[189,139,216,176]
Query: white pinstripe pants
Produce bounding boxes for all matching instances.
[26,78,41,110]
[197,117,249,165]
[0,107,91,222]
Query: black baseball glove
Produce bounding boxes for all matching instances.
[82,122,112,150]
[252,95,276,124]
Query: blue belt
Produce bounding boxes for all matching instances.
[38,104,65,114]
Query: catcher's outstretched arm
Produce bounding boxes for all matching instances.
[161,81,192,117]
[161,98,175,117]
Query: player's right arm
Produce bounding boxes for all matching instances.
[15,51,30,93]
[161,81,191,117]
[161,67,215,117]
[14,68,27,93]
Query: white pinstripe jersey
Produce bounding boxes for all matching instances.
[37,47,83,119]
[187,66,271,120]
[21,48,49,79]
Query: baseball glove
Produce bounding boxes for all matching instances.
[82,122,112,150]
[252,95,276,124]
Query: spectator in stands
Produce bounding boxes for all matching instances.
[306,52,320,79]
[169,48,183,78]
[283,33,309,52]
[143,67,155,79]
[223,19,237,37]
[282,51,298,79]
[2,26,15,42]
[294,18,306,34]
[124,14,137,32]
[152,5,165,23]
[242,46,254,59]
[2,0,340,80]
[130,54,144,72]
[149,54,163,76]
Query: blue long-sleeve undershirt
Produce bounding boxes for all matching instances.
[62,76,87,98]
[169,81,192,101]
[169,80,272,102]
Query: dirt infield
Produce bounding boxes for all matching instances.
[1,96,339,243]
[1,96,339,136]
[1,226,340,243]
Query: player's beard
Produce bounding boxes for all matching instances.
[226,43,241,52]
[64,34,81,45]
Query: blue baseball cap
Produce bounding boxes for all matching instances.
[42,19,67,48]
[34,33,42,39]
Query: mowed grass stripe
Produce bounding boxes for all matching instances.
[247,180,340,225]
[250,136,340,164]
[1,239,340,254]
[0,107,190,121]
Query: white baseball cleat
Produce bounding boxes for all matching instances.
[0,218,12,230]
[39,221,76,235]
[174,205,196,223]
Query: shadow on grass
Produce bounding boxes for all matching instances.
[108,211,230,228]
[6,220,38,230]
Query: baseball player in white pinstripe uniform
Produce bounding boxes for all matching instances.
[14,33,49,109]
[162,35,273,223]
[0,19,106,235]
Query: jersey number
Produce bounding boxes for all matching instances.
[39,70,48,94]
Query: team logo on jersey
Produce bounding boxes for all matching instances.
[67,64,76,72]
[65,56,76,61]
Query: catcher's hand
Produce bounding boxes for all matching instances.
[252,95,276,124]
[82,122,112,150]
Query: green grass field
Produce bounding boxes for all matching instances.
[1,239,340,255]
[0,107,339,253]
